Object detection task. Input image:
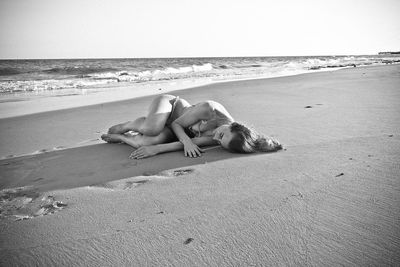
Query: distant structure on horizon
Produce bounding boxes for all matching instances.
[378,51,400,55]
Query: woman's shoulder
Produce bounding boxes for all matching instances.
[197,100,225,113]
[191,101,216,116]
[190,100,233,121]
[204,101,234,122]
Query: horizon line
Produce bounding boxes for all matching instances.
[0,52,386,61]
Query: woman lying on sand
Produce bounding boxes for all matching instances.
[101,94,282,159]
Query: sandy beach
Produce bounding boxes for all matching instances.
[1,65,399,266]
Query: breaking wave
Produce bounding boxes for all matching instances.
[1,56,399,93]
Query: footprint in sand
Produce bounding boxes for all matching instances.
[32,148,52,154]
[151,168,196,178]
[54,146,66,150]
[0,187,67,221]
[90,168,195,191]
[157,168,195,177]
[172,169,195,176]
[124,180,148,189]
[92,178,149,190]
[30,148,52,155]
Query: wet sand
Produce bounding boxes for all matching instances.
[1,65,399,266]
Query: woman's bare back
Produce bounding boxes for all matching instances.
[170,97,234,137]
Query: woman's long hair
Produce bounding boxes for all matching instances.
[228,122,282,153]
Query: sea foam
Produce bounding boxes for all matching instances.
[1,56,399,94]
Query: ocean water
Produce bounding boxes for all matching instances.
[1,55,399,96]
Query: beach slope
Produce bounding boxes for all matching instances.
[1,65,399,266]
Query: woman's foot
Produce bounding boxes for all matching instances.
[101,134,124,143]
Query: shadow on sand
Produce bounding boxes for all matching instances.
[0,143,255,192]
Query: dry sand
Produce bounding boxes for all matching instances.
[0,65,399,266]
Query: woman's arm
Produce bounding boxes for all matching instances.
[170,102,214,157]
[129,136,218,159]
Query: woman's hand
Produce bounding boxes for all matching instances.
[129,145,159,159]
[183,140,204,158]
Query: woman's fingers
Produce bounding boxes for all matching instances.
[183,144,203,158]
[130,148,143,159]
[187,148,201,158]
[196,147,203,156]
[192,147,201,157]
[184,149,191,157]
[193,150,199,157]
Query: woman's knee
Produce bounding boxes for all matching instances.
[138,124,164,136]
[151,94,175,106]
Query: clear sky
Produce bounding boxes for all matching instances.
[0,0,399,59]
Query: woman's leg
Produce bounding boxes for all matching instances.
[138,94,176,136]
[108,94,176,136]
[108,117,146,134]
[102,127,176,148]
